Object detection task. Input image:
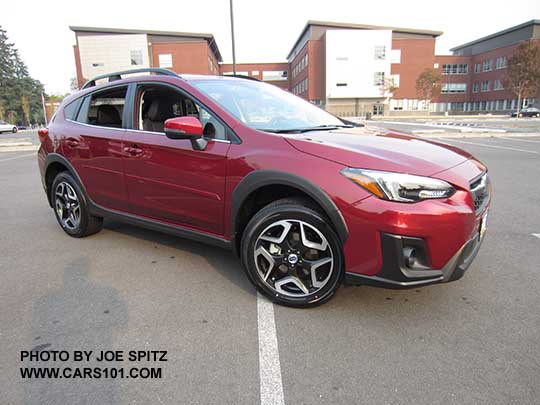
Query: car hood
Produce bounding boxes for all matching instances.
[284,126,473,177]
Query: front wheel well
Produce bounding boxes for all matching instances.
[233,184,328,256]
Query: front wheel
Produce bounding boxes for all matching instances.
[12,127,17,133]
[241,198,343,307]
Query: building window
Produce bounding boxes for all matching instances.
[494,79,504,90]
[130,50,143,66]
[373,72,385,86]
[390,49,401,63]
[262,70,287,81]
[441,83,467,94]
[442,63,468,75]
[374,46,386,60]
[483,60,493,72]
[158,54,173,68]
[336,83,348,87]
[495,56,507,69]
[474,63,481,73]
[481,80,490,92]
[472,82,479,93]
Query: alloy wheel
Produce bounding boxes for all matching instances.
[54,182,81,231]
[254,219,334,298]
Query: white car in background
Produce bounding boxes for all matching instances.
[0,121,18,133]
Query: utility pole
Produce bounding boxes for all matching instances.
[229,0,237,75]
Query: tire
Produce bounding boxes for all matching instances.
[12,127,17,133]
[241,198,344,307]
[51,172,103,237]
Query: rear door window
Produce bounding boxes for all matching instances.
[63,99,81,120]
[75,86,127,128]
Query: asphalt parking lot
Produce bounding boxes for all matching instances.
[1,132,540,404]
[368,116,540,135]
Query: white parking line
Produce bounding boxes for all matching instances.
[499,136,540,144]
[257,292,285,405]
[441,138,539,154]
[532,233,540,239]
[0,153,36,162]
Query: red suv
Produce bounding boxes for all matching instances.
[38,69,491,307]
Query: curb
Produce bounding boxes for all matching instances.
[0,145,39,152]
[0,142,33,147]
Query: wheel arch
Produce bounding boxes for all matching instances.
[230,170,348,256]
[44,154,86,207]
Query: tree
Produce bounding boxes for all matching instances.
[0,26,45,125]
[416,68,442,114]
[505,40,540,117]
[379,76,398,112]
[21,95,30,125]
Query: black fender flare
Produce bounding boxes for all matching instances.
[230,170,348,245]
[44,153,87,206]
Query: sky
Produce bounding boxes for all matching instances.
[2,0,540,94]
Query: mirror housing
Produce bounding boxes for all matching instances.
[164,116,207,150]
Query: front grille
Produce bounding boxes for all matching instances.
[469,172,489,214]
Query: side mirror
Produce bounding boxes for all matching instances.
[164,116,207,150]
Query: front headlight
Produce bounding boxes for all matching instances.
[341,168,455,202]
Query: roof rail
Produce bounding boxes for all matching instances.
[229,74,261,82]
[82,68,178,89]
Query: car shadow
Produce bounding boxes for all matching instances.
[24,257,128,404]
[103,219,255,296]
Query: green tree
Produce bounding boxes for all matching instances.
[0,26,45,125]
[505,40,540,117]
[416,68,442,115]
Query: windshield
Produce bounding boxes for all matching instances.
[191,79,346,132]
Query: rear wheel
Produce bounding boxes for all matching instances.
[12,127,17,133]
[241,198,343,307]
[51,172,103,237]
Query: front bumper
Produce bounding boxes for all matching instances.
[345,230,485,288]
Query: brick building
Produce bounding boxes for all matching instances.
[71,26,222,88]
[71,20,540,116]
[437,19,540,113]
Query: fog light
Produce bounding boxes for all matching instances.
[403,247,417,268]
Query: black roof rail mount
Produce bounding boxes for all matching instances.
[229,74,261,82]
[82,68,179,89]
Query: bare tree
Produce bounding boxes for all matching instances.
[505,40,540,117]
[379,76,398,111]
[416,68,442,115]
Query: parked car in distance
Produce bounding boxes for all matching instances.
[511,107,540,117]
[0,120,18,133]
[37,68,491,307]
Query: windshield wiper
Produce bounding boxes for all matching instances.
[259,124,354,134]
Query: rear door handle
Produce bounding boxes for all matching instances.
[123,146,143,157]
[66,138,79,148]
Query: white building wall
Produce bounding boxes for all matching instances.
[325,29,393,100]
[78,34,150,80]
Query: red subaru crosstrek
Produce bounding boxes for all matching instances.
[38,69,491,307]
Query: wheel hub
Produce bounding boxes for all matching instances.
[254,219,334,298]
[54,181,81,231]
[287,253,298,265]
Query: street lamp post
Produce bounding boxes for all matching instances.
[229,0,237,75]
